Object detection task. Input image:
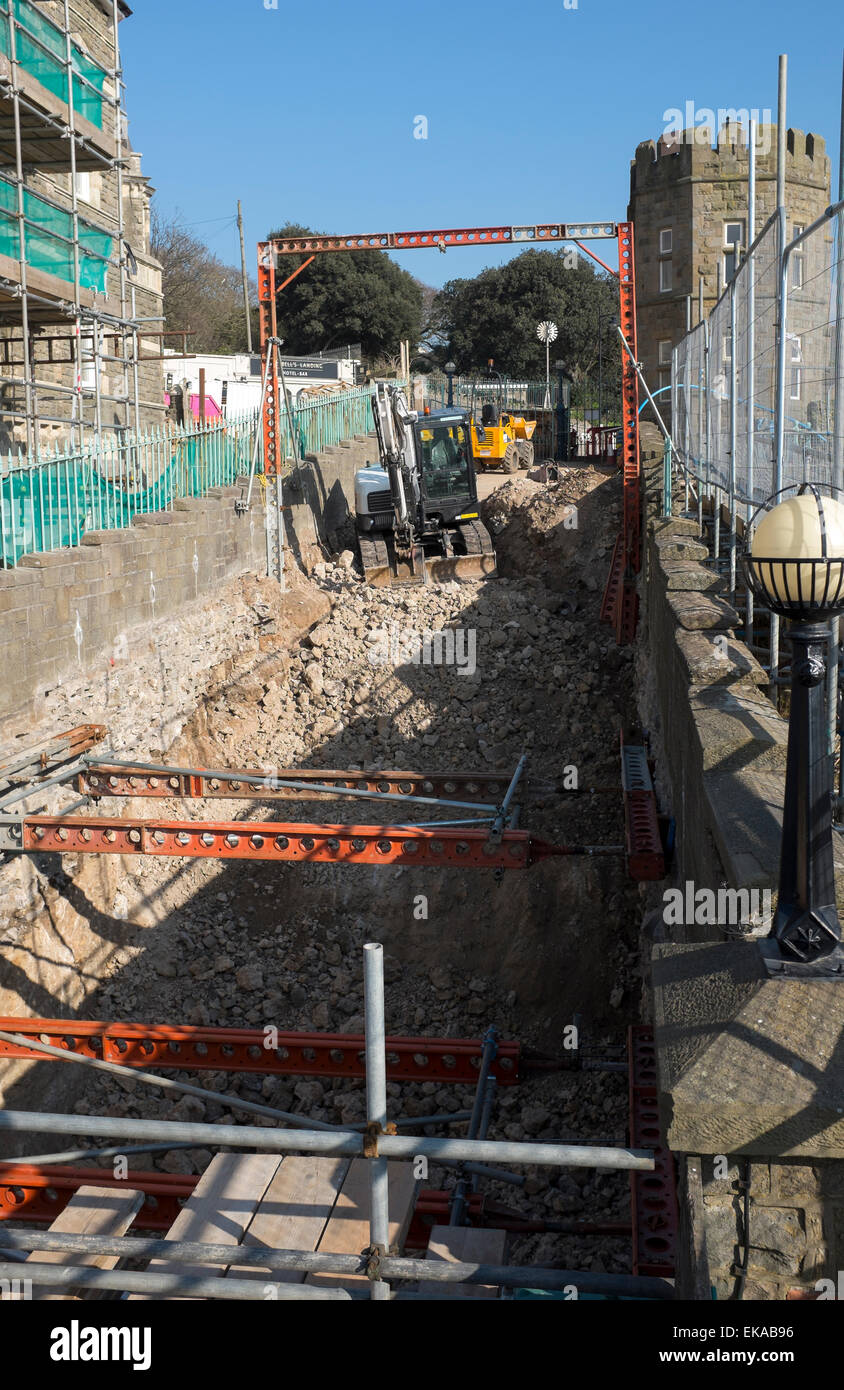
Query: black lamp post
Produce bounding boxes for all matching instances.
[444,360,456,409]
[554,359,571,462]
[744,483,844,977]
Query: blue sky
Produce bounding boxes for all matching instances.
[122,0,843,288]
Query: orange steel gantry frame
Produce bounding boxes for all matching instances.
[258,219,641,644]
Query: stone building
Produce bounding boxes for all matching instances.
[0,0,164,454]
[628,124,831,407]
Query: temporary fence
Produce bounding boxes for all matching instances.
[672,202,844,517]
[670,198,844,737]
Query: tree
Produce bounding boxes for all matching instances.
[152,210,257,355]
[430,249,622,388]
[266,223,423,363]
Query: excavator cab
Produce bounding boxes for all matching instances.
[418,420,472,500]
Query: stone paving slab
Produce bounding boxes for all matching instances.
[652,942,844,1158]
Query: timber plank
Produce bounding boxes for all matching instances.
[25,1183,144,1302]
[226,1156,350,1284]
[306,1157,417,1289]
[419,1224,508,1298]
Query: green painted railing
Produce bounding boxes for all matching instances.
[0,411,260,569]
[0,386,387,568]
[283,383,377,456]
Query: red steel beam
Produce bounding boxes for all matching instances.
[0,1021,521,1085]
[0,724,106,781]
[615,222,641,644]
[17,816,568,869]
[257,243,281,475]
[266,223,618,257]
[79,766,517,804]
[0,1164,192,1233]
[620,734,665,882]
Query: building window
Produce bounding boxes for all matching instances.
[723,220,744,283]
[792,225,804,289]
[658,228,672,293]
[789,335,802,401]
[74,172,91,202]
[657,339,672,392]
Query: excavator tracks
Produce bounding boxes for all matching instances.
[357,533,395,587]
[357,521,496,587]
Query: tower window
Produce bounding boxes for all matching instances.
[658,227,672,293]
[789,334,802,400]
[723,220,744,283]
[792,225,804,289]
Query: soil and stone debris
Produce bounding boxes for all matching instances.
[0,463,645,1277]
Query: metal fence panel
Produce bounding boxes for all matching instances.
[0,410,259,568]
[671,211,843,510]
[781,212,842,495]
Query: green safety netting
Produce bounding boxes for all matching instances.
[0,432,253,568]
[0,0,107,129]
[0,176,112,290]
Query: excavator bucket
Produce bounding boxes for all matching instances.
[427,552,497,583]
[357,522,495,587]
[428,519,497,583]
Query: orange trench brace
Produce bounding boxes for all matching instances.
[17,817,577,869]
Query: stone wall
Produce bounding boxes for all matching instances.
[0,486,265,727]
[283,432,378,570]
[640,442,844,1299]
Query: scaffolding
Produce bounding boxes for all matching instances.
[0,0,158,461]
[0,941,675,1301]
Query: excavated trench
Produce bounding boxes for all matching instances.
[0,463,645,1277]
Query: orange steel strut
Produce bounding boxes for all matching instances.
[0,1021,522,1084]
[11,816,581,869]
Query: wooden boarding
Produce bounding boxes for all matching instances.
[226,1156,350,1285]
[24,1184,145,1302]
[306,1157,418,1289]
[419,1225,508,1299]
[129,1152,281,1300]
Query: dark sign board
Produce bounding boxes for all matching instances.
[280,358,341,381]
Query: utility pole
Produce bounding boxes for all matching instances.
[237,200,253,354]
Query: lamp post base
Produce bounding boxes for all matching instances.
[758,938,844,978]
